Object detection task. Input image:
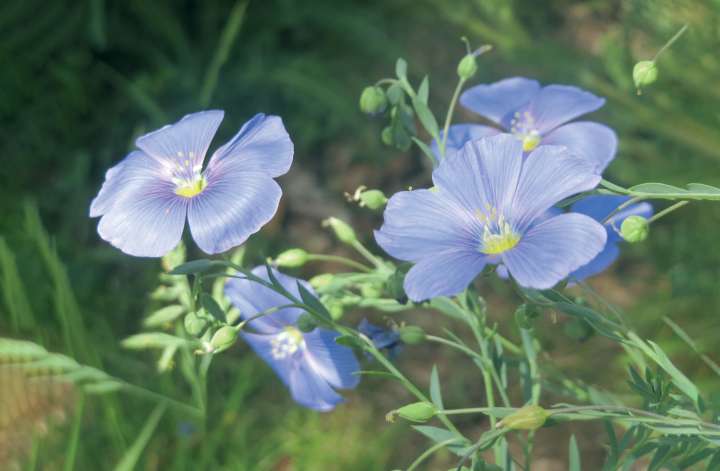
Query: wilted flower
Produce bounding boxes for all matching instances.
[358,319,402,358]
[570,196,653,280]
[90,111,293,257]
[225,267,359,411]
[437,77,615,172]
[376,134,606,301]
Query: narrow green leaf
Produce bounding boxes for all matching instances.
[412,425,470,456]
[297,281,332,321]
[114,402,167,471]
[121,333,189,350]
[411,137,437,164]
[569,435,581,471]
[169,259,222,275]
[412,97,439,138]
[200,293,226,322]
[430,365,443,409]
[143,305,185,327]
[418,76,429,104]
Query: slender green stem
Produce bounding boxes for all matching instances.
[122,383,203,419]
[427,335,483,360]
[64,394,85,471]
[306,253,372,272]
[520,329,541,405]
[358,333,462,436]
[349,240,386,270]
[652,24,689,62]
[407,438,463,471]
[600,178,632,195]
[601,196,645,224]
[375,78,398,86]
[439,77,467,159]
[648,200,689,223]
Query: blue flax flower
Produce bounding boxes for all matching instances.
[375,134,607,301]
[358,319,402,359]
[90,111,293,257]
[569,195,653,281]
[225,266,360,411]
[438,77,615,172]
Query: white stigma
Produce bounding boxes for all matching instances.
[270,327,305,360]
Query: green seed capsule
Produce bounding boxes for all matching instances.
[620,215,649,243]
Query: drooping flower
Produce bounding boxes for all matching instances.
[225,267,360,411]
[436,77,616,172]
[358,319,402,359]
[568,195,653,281]
[90,111,293,257]
[375,134,607,302]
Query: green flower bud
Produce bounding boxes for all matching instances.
[329,301,344,321]
[457,54,478,80]
[209,326,238,353]
[398,325,425,344]
[498,405,549,430]
[358,189,388,210]
[275,248,309,268]
[359,86,388,115]
[620,215,649,243]
[184,312,208,337]
[381,126,393,146]
[360,283,382,299]
[296,313,316,333]
[309,273,334,291]
[387,402,436,423]
[323,217,357,245]
[633,60,658,91]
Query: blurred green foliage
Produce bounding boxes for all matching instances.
[1,0,720,468]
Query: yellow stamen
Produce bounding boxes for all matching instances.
[174,177,207,198]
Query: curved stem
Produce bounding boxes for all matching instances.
[306,254,372,273]
[648,200,689,223]
[439,77,467,159]
[653,24,689,62]
[349,240,386,270]
[407,438,463,471]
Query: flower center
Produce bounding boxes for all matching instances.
[509,111,541,152]
[174,174,207,198]
[270,326,305,360]
[476,205,521,255]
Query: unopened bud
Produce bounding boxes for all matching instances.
[209,326,238,353]
[633,61,658,92]
[358,189,388,210]
[387,402,436,423]
[398,325,425,344]
[498,405,549,430]
[620,215,649,243]
[296,313,316,333]
[457,54,478,80]
[309,273,334,291]
[360,283,382,299]
[359,86,388,115]
[275,248,309,268]
[184,312,208,337]
[323,217,357,245]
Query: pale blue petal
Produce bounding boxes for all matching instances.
[433,133,523,213]
[224,266,308,333]
[135,110,224,168]
[375,189,478,263]
[525,85,605,134]
[404,249,487,302]
[96,152,187,257]
[187,171,281,254]
[431,124,500,160]
[242,332,293,389]
[570,243,620,282]
[542,122,617,173]
[90,151,143,217]
[289,361,345,411]
[460,77,540,125]
[207,114,293,178]
[511,145,600,230]
[302,328,360,389]
[502,213,606,289]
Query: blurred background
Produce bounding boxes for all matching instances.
[1,0,719,469]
